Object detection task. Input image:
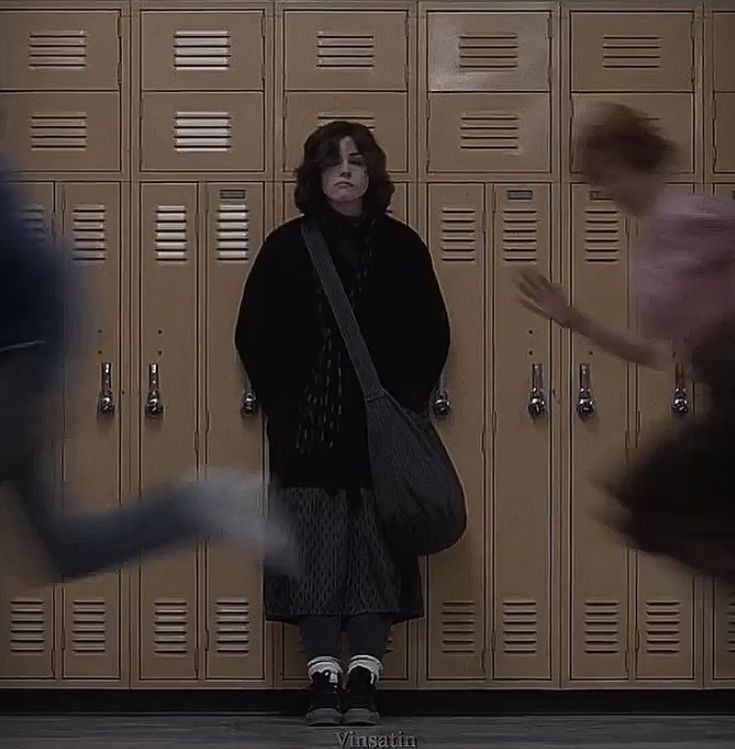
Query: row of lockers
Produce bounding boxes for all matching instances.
[2,179,735,688]
[1,3,735,177]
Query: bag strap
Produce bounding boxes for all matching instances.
[300,219,385,402]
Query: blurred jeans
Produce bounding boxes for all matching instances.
[0,347,201,581]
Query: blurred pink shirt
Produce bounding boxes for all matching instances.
[634,191,735,352]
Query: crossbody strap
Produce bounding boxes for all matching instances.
[300,219,385,402]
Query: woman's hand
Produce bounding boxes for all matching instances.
[514,269,580,330]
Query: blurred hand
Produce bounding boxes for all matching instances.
[514,269,580,330]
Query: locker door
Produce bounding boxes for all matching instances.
[491,185,553,682]
[283,10,408,92]
[632,184,698,683]
[138,184,199,682]
[714,94,735,174]
[202,184,265,682]
[0,92,120,173]
[709,184,735,683]
[0,182,57,681]
[0,10,120,91]
[427,11,551,92]
[569,185,630,683]
[570,12,694,92]
[427,93,551,174]
[59,183,122,681]
[141,11,264,92]
[713,12,735,93]
[571,94,693,176]
[425,184,486,682]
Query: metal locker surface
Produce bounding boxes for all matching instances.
[141,11,265,92]
[427,11,551,93]
[568,184,631,684]
[491,183,554,683]
[283,10,408,92]
[137,183,199,682]
[424,183,486,683]
[59,182,123,682]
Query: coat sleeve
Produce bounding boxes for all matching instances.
[386,228,450,410]
[234,233,292,418]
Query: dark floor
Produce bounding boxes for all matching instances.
[1,714,734,748]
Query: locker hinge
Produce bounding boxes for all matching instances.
[194,430,200,458]
[547,13,553,40]
[204,627,211,651]
[51,649,57,678]
[194,649,200,677]
[490,631,497,652]
[491,411,497,436]
[624,429,630,462]
[204,410,211,434]
[635,628,641,653]
[481,648,487,674]
[635,410,641,442]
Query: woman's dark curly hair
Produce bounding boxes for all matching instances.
[294,120,395,216]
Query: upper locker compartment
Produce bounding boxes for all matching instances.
[282,10,409,175]
[713,13,735,174]
[140,11,265,173]
[570,93,693,176]
[570,12,694,92]
[0,11,120,91]
[425,11,551,175]
[569,11,695,178]
[0,11,120,172]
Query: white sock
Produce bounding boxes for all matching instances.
[307,656,342,684]
[347,654,382,684]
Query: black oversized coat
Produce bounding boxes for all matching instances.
[234,210,450,491]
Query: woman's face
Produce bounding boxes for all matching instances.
[321,136,369,215]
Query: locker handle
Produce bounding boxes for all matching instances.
[432,370,451,418]
[241,387,258,417]
[672,363,689,417]
[97,362,115,416]
[528,363,547,419]
[144,363,164,418]
[576,363,595,420]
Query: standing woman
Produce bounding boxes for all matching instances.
[516,101,735,583]
[235,121,450,726]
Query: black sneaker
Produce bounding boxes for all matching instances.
[343,666,380,726]
[306,670,342,726]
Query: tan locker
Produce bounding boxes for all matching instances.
[138,184,199,681]
[142,11,264,92]
[491,185,553,682]
[0,92,120,173]
[714,94,735,173]
[709,184,735,682]
[425,184,486,682]
[571,94,693,175]
[0,11,120,91]
[570,12,694,92]
[712,584,735,681]
[202,184,265,681]
[59,183,122,681]
[283,92,408,174]
[0,183,56,681]
[713,12,735,92]
[569,185,630,682]
[427,11,551,92]
[633,184,697,683]
[427,94,550,174]
[283,10,408,92]
[140,93,264,173]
